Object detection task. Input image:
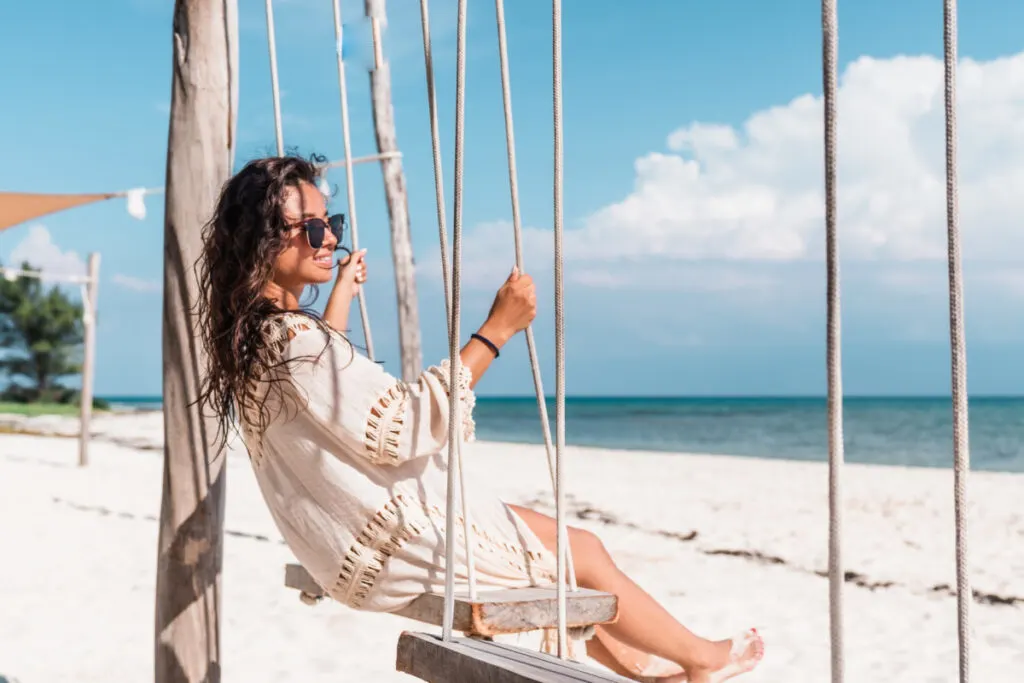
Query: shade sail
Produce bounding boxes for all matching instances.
[0,191,117,232]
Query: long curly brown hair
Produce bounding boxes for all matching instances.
[194,153,335,446]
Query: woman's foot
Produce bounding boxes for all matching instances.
[634,656,688,682]
[686,629,764,683]
[637,673,688,683]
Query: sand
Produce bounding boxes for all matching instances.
[1,410,1021,682]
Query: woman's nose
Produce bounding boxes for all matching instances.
[324,226,339,249]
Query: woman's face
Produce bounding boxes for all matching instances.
[272,180,338,290]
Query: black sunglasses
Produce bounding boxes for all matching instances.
[293,213,348,253]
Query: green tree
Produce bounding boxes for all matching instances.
[0,261,85,402]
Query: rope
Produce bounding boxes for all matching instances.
[330,0,375,361]
[442,0,472,642]
[552,0,569,660]
[264,0,284,156]
[493,0,577,592]
[942,2,972,681]
[415,0,478,605]
[820,2,844,682]
[417,0,452,338]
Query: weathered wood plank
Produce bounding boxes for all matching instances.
[396,631,634,683]
[402,589,618,637]
[154,3,238,683]
[284,563,618,636]
[365,0,422,382]
[284,562,324,596]
[78,252,99,467]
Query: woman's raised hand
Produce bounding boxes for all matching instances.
[336,248,368,297]
[480,266,536,346]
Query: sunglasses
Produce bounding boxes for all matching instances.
[291,213,348,253]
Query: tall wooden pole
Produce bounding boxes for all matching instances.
[365,0,422,381]
[155,2,238,683]
[78,252,100,467]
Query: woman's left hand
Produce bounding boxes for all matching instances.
[336,248,368,298]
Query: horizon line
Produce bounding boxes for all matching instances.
[98,393,1024,401]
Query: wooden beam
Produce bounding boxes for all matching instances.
[78,252,99,467]
[154,2,238,683]
[365,0,422,382]
[285,563,618,637]
[396,632,635,683]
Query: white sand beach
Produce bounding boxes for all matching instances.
[1,411,1021,682]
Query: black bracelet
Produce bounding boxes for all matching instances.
[470,332,500,358]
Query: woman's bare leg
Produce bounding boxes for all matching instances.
[585,632,650,679]
[509,504,762,683]
[587,628,686,682]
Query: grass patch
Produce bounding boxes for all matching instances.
[0,402,90,417]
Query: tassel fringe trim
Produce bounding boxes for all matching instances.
[328,495,556,610]
[363,359,477,464]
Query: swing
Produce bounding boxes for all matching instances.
[271,0,626,679]
[285,563,616,639]
[275,0,975,681]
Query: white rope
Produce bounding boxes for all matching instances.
[321,151,402,170]
[417,0,452,339]
[942,2,972,681]
[552,0,569,660]
[820,2,844,682]
[494,0,577,592]
[112,187,164,198]
[416,0,478,609]
[264,0,284,156]
[330,0,375,361]
[442,0,471,643]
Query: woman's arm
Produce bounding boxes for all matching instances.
[287,266,537,466]
[458,266,537,389]
[323,249,367,333]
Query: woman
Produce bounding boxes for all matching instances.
[196,155,763,683]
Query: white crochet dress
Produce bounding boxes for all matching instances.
[240,313,558,613]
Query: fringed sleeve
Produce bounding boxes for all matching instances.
[283,321,476,466]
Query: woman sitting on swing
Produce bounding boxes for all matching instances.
[196,155,763,683]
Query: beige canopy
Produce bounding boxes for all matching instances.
[0,188,160,232]
[0,191,119,232]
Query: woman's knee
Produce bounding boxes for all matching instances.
[569,526,615,578]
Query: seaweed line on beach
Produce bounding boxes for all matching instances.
[44,492,1024,609]
[0,421,164,452]
[50,497,283,545]
[523,493,1024,608]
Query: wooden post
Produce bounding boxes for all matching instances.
[78,252,100,467]
[154,2,238,683]
[365,0,422,381]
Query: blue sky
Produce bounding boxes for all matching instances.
[1,0,1022,397]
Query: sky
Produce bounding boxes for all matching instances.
[1,0,1023,397]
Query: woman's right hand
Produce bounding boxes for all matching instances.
[480,266,536,346]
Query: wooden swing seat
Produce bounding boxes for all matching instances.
[396,631,636,683]
[284,563,619,637]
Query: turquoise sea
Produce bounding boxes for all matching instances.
[104,395,1024,474]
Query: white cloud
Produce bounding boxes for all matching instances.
[6,225,87,278]
[442,50,1024,285]
[113,274,161,293]
[414,50,1024,349]
[579,51,1024,263]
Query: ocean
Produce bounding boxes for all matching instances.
[102,396,1024,474]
